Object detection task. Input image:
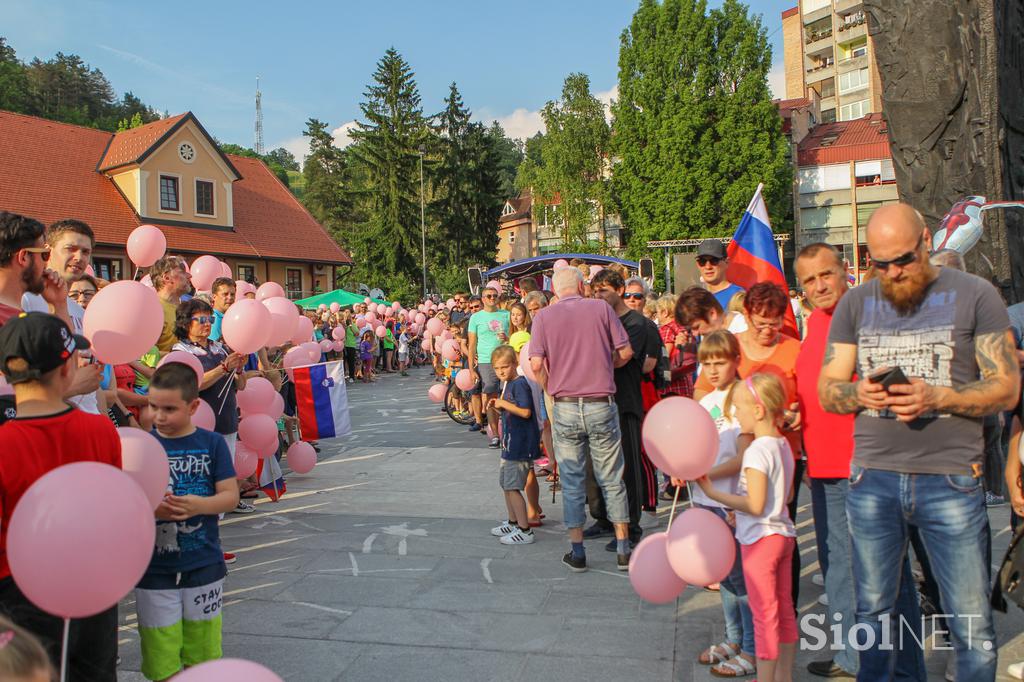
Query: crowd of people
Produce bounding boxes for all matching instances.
[0,201,1022,681]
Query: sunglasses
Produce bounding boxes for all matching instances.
[871,235,923,271]
[191,315,214,324]
[69,289,96,300]
[23,246,51,262]
[696,256,721,266]
[623,293,645,300]
[482,294,497,300]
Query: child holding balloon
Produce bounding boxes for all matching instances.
[695,372,796,682]
[139,362,239,682]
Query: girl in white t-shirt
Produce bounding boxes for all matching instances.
[697,372,797,682]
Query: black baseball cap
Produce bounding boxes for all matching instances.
[696,239,727,260]
[0,312,90,384]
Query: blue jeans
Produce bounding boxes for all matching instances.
[847,465,995,681]
[698,504,755,656]
[810,477,858,675]
[551,399,628,529]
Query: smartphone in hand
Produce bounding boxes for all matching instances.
[869,366,909,392]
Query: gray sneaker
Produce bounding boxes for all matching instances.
[232,500,256,514]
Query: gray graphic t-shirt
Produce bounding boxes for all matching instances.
[829,267,1009,475]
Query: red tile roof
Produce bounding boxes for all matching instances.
[782,6,799,19]
[0,110,351,264]
[797,113,892,166]
[499,193,532,223]
[96,114,188,171]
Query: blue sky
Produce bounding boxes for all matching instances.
[3,0,797,161]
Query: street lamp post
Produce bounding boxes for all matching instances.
[419,147,426,299]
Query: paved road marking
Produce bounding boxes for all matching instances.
[231,536,311,554]
[291,601,353,616]
[349,552,359,576]
[250,481,370,506]
[229,555,300,573]
[362,533,379,554]
[591,569,629,579]
[318,452,385,466]
[221,502,330,526]
[481,558,494,584]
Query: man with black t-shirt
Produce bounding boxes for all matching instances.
[586,268,662,547]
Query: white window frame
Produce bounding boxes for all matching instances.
[838,68,869,95]
[508,233,516,244]
[157,172,182,215]
[194,178,216,218]
[236,263,257,283]
[839,99,869,121]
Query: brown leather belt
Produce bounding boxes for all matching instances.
[554,395,614,403]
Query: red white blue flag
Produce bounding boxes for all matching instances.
[293,361,352,441]
[726,184,799,338]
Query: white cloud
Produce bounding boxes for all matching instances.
[331,121,359,148]
[489,108,546,141]
[767,61,787,99]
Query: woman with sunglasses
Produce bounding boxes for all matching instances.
[172,299,248,466]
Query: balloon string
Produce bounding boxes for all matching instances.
[666,485,682,532]
[59,617,70,682]
[216,370,236,414]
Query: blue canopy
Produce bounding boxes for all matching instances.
[483,254,639,280]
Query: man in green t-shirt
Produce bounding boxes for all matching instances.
[342,309,359,383]
[468,286,510,447]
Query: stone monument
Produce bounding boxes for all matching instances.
[863,0,1024,300]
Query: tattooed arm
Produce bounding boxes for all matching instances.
[887,329,1020,421]
[818,341,888,414]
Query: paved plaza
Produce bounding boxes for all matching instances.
[116,368,1024,681]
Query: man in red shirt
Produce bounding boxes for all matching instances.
[794,243,858,679]
[0,312,122,680]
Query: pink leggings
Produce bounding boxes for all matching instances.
[740,534,797,660]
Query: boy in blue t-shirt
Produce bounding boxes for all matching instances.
[487,345,540,546]
[137,363,238,681]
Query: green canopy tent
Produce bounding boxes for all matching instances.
[293,289,390,310]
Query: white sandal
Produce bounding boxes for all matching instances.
[699,641,739,665]
[711,655,756,678]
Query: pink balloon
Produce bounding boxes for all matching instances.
[518,342,537,382]
[282,346,308,379]
[263,296,299,347]
[446,298,455,307]
[234,442,258,479]
[157,350,204,386]
[375,326,387,338]
[485,280,502,292]
[126,225,166,268]
[219,261,232,278]
[441,330,453,341]
[365,311,377,323]
[629,532,687,604]
[330,302,341,313]
[426,318,444,337]
[455,368,475,391]
[237,377,275,414]
[384,307,394,318]
[193,399,216,430]
[441,339,460,361]
[553,259,569,270]
[175,658,283,682]
[589,264,604,277]
[318,304,328,312]
[300,341,321,363]
[85,264,96,277]
[391,301,401,310]
[427,383,447,403]
[257,282,286,301]
[364,297,372,304]
[238,414,278,451]
[244,387,284,420]
[252,434,279,459]
[235,280,256,298]
[332,340,344,352]
[641,397,719,480]
[665,508,736,587]
[7,462,154,618]
[331,326,345,341]
[221,299,272,354]
[420,339,431,352]
[140,274,153,288]
[117,427,170,510]
[287,442,317,474]
[415,312,426,325]
[291,316,314,345]
[83,281,164,364]
[190,255,221,291]
[319,339,333,352]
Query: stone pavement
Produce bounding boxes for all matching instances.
[116,367,1024,681]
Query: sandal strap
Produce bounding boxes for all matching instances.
[703,641,739,663]
[713,656,756,677]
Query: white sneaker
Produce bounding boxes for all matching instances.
[499,529,535,545]
[818,593,829,606]
[812,573,825,587]
[945,652,956,681]
[490,522,517,537]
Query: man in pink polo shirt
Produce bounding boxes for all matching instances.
[530,267,634,573]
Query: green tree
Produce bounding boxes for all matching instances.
[612,0,791,257]
[0,38,31,113]
[431,82,474,267]
[264,147,299,172]
[346,48,431,289]
[218,142,291,187]
[486,121,524,199]
[516,73,612,252]
[300,119,353,239]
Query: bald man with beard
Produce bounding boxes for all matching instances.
[818,203,1019,681]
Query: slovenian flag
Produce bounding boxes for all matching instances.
[293,361,352,441]
[726,184,799,338]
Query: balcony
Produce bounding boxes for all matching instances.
[837,20,867,42]
[837,53,869,73]
[805,33,834,57]
[834,0,864,14]
[806,62,836,85]
[802,4,832,25]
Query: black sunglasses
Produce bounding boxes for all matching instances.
[871,235,923,271]
[696,256,721,266]
[623,293,645,300]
